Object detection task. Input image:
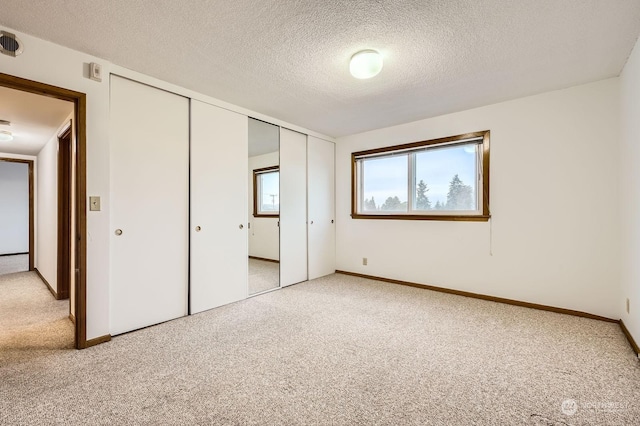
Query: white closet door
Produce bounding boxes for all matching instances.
[110,76,189,335]
[190,100,248,314]
[308,136,336,280]
[280,128,307,287]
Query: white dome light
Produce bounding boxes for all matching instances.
[350,50,383,79]
[0,130,13,142]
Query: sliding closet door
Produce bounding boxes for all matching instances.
[191,100,248,314]
[280,128,307,287]
[308,136,336,280]
[110,76,189,335]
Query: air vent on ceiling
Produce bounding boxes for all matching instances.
[0,31,24,57]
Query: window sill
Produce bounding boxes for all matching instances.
[351,213,491,222]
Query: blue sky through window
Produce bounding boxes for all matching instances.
[415,145,477,207]
[260,171,279,211]
[361,144,477,209]
[362,155,408,206]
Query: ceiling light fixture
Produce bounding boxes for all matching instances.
[0,130,13,142]
[349,50,383,79]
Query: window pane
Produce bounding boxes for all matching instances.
[361,155,408,212]
[259,171,279,213]
[414,144,478,211]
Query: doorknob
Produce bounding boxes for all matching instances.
[195,226,201,232]
[115,229,123,236]
[310,220,314,225]
[239,224,244,229]
[331,220,334,223]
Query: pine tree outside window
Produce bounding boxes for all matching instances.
[352,131,490,221]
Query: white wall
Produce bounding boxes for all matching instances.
[336,78,620,319]
[33,113,74,301]
[0,161,29,255]
[36,128,58,291]
[620,37,640,346]
[248,151,279,261]
[0,153,36,264]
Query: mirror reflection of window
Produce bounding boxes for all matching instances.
[248,117,280,296]
[254,167,279,216]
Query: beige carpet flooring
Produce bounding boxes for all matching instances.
[0,271,73,356]
[248,258,279,295]
[1,273,639,425]
[0,253,29,275]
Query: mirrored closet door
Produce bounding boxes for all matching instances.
[248,118,280,295]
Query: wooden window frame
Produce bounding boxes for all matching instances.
[351,130,490,222]
[253,165,279,218]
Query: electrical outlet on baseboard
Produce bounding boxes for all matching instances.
[362,257,368,266]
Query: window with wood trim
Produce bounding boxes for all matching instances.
[351,131,490,221]
[253,166,279,217]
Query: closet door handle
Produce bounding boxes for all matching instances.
[195,226,201,232]
[331,220,334,223]
[239,224,244,229]
[115,229,123,236]
[310,220,314,225]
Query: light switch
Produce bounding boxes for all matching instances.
[89,196,101,211]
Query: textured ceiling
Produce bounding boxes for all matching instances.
[0,86,73,155]
[1,1,640,137]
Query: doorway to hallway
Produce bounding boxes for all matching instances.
[0,72,88,349]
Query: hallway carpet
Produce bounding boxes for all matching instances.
[0,271,73,358]
[0,253,29,275]
[1,273,639,425]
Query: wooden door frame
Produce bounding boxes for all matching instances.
[57,125,72,300]
[0,158,34,271]
[0,72,88,349]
